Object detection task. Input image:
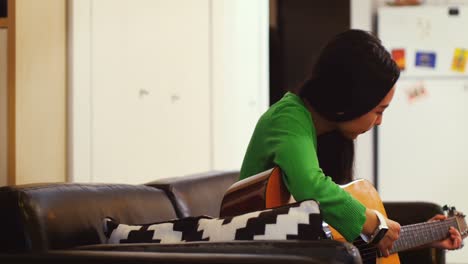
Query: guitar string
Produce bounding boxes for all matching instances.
[360,250,378,263]
[355,217,458,262]
[392,219,455,252]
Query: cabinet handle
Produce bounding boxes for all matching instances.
[171,94,180,102]
[139,89,149,98]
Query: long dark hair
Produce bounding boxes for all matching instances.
[297,30,399,184]
[317,131,354,184]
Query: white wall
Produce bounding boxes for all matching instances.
[0,29,7,186]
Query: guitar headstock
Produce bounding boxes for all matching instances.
[444,205,468,238]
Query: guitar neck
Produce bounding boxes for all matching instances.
[390,217,458,254]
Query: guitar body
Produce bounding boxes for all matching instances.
[220,167,400,264]
[221,167,290,217]
[334,179,400,264]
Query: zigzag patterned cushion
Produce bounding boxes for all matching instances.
[103,200,326,244]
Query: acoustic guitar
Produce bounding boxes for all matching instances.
[220,167,467,264]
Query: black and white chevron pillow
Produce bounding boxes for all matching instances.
[103,200,325,244]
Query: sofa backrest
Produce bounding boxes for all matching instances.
[0,183,177,253]
[146,171,239,218]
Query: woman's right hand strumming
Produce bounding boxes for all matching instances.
[362,208,401,257]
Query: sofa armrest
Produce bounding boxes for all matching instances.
[0,245,358,264]
[0,183,177,253]
[0,241,362,264]
[74,240,362,264]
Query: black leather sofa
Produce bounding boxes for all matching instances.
[0,170,444,264]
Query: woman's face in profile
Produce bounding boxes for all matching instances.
[337,87,395,140]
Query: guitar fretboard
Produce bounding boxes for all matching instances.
[390,217,458,254]
[356,217,459,263]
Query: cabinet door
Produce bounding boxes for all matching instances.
[90,0,211,183]
[211,0,269,171]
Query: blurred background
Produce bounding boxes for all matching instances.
[1,0,467,262]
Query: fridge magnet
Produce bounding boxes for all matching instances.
[385,0,423,6]
[415,51,436,68]
[391,49,406,70]
[404,82,428,103]
[451,48,468,73]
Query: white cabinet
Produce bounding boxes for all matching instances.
[69,0,269,183]
[90,0,211,183]
[211,0,269,171]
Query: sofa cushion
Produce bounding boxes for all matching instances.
[104,200,326,244]
[0,183,177,253]
[146,171,239,218]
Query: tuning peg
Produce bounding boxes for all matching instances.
[442,205,457,212]
[443,205,457,216]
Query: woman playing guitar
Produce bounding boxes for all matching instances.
[239,30,462,260]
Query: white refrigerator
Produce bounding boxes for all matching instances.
[378,5,468,263]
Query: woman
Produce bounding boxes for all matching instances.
[239,30,461,256]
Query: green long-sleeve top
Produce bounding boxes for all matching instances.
[239,92,366,242]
